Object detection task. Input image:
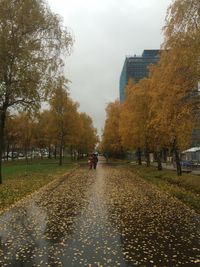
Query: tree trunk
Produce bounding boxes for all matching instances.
[145,146,150,167]
[25,146,29,165]
[40,148,43,159]
[174,148,182,176]
[137,148,142,165]
[6,143,9,161]
[11,144,14,161]
[30,148,33,161]
[59,137,63,166]
[70,145,73,160]
[146,152,150,167]
[163,148,168,162]
[54,145,57,159]
[173,139,182,176]
[48,145,51,159]
[0,111,6,184]
[156,151,162,171]
[120,146,124,159]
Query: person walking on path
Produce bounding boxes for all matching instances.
[93,153,98,170]
[88,154,93,170]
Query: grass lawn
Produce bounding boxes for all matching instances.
[0,157,77,213]
[129,165,200,213]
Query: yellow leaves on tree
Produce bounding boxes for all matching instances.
[76,113,99,156]
[5,113,36,160]
[164,0,200,87]
[0,0,73,183]
[48,76,98,162]
[101,0,199,175]
[120,79,152,151]
[49,77,79,165]
[149,51,195,152]
[101,100,124,157]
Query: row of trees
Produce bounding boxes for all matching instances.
[4,80,98,165]
[101,0,200,175]
[0,0,98,183]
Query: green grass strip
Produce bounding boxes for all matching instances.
[129,165,200,213]
[0,158,76,213]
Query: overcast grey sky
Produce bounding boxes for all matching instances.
[47,0,172,136]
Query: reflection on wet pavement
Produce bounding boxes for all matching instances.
[0,163,199,266]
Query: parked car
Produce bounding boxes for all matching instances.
[180,161,192,167]
[8,152,18,158]
[18,152,24,157]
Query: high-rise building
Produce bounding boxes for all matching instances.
[119,50,160,102]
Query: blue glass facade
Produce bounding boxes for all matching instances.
[119,50,160,102]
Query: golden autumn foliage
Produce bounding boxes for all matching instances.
[76,113,99,156]
[101,100,124,158]
[164,0,200,49]
[102,0,200,175]
[99,0,199,175]
[2,77,98,167]
[163,0,200,90]
[50,78,79,165]
[155,0,200,174]
[148,50,197,174]
[120,79,151,148]
[120,78,154,166]
[49,77,98,164]
[0,0,73,182]
[4,113,36,160]
[149,52,195,150]
[35,110,54,153]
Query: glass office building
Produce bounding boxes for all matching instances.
[119,50,160,102]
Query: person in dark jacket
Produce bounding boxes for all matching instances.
[92,153,98,170]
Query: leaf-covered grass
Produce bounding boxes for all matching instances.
[0,158,77,213]
[129,165,200,213]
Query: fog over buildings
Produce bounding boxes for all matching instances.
[47,0,172,136]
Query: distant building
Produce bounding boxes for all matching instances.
[182,147,200,162]
[119,49,160,102]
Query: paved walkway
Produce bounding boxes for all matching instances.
[0,161,199,266]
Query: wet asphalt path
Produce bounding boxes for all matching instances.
[0,159,199,266]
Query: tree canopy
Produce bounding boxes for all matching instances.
[101,100,124,158]
[0,0,73,183]
[101,0,200,175]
